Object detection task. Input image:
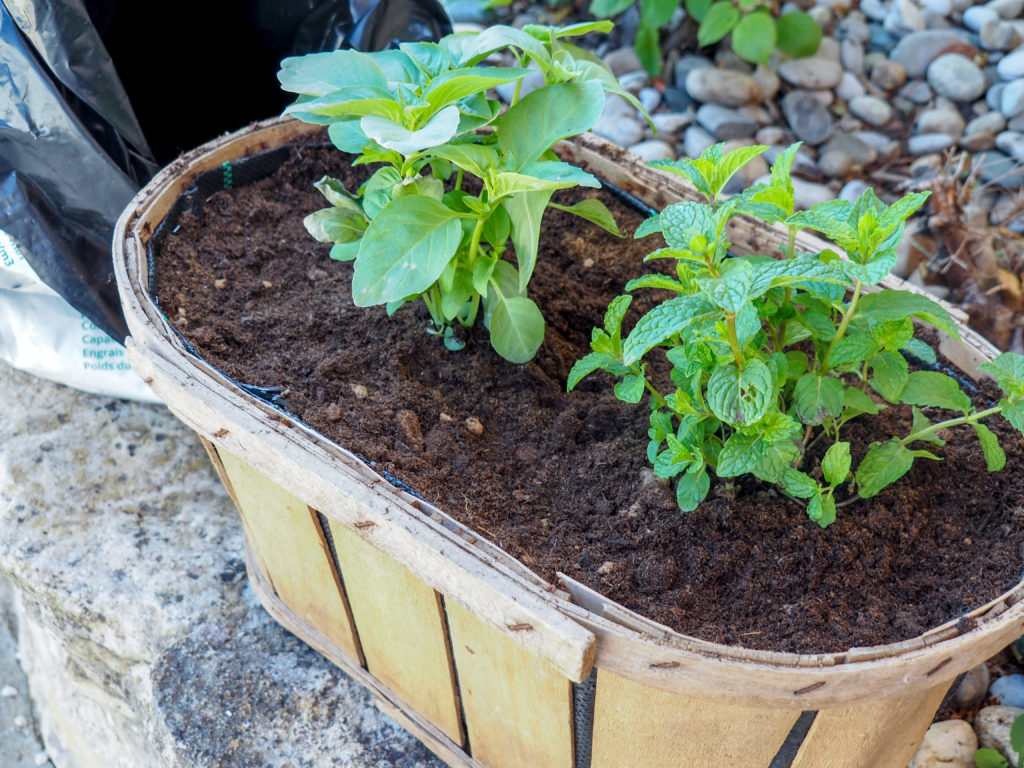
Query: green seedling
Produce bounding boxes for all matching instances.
[570,142,1024,526]
[975,710,1024,767]
[279,23,641,363]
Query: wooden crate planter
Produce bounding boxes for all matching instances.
[114,116,1024,768]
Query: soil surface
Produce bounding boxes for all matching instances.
[154,139,1024,654]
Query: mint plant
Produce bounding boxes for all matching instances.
[279,23,639,363]
[569,142,1024,527]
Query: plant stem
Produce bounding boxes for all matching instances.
[466,215,487,269]
[726,313,746,366]
[455,168,464,192]
[823,279,863,371]
[900,406,1002,446]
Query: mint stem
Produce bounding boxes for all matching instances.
[901,406,1002,446]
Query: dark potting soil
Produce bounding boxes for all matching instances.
[154,141,1024,655]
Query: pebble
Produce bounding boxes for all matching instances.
[921,0,952,15]
[885,0,926,34]
[651,112,692,136]
[907,719,977,768]
[791,177,837,208]
[890,30,969,77]
[605,46,644,76]
[964,5,1000,33]
[696,104,758,139]
[350,383,369,399]
[992,674,1024,707]
[755,126,788,145]
[1011,113,1024,130]
[960,131,998,150]
[927,53,989,101]
[778,58,845,89]
[817,37,842,63]
[998,50,1024,80]
[917,107,966,137]
[976,706,1024,765]
[974,150,1024,188]
[674,54,714,89]
[861,0,889,21]
[981,19,1019,51]
[628,139,676,161]
[996,129,1024,161]
[972,110,1009,136]
[909,132,956,153]
[661,86,694,112]
[870,58,909,90]
[0,685,16,697]
[841,38,865,73]
[839,178,871,201]
[849,94,895,125]
[900,79,935,103]
[464,417,484,436]
[837,71,867,100]
[591,113,645,146]
[989,0,1024,20]
[685,68,762,107]
[752,65,781,102]
[823,133,878,165]
[837,13,871,42]
[683,125,717,158]
[33,754,49,768]
[638,87,662,113]
[782,90,834,145]
[952,663,992,710]
[854,130,901,161]
[1002,79,1024,118]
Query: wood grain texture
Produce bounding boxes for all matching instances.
[216,448,362,663]
[327,519,464,745]
[590,667,799,768]
[789,682,950,768]
[445,599,574,768]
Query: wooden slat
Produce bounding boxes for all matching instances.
[215,448,362,663]
[789,682,950,768]
[590,668,799,768]
[445,599,574,768]
[327,519,464,745]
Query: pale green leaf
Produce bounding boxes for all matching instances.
[731,10,776,64]
[717,432,768,476]
[899,371,971,413]
[793,373,845,425]
[550,198,623,237]
[781,467,818,499]
[487,295,545,363]
[503,189,554,292]
[980,352,1024,399]
[821,441,851,486]
[706,359,775,426]
[676,465,711,511]
[498,81,605,169]
[856,439,914,498]
[807,493,837,528]
[278,50,388,95]
[698,2,741,47]
[622,295,720,364]
[870,350,909,403]
[856,290,959,339]
[775,12,823,58]
[974,422,1006,471]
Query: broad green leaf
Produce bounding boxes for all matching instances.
[793,373,845,425]
[278,50,388,95]
[457,24,549,66]
[635,214,662,238]
[706,360,775,426]
[843,387,882,418]
[642,0,679,27]
[559,49,652,125]
[654,434,694,477]
[856,290,959,339]
[685,0,713,21]
[422,68,530,113]
[974,422,1006,471]
[872,317,915,351]
[731,10,776,64]
[909,406,945,445]
[1008,710,1024,755]
[870,350,909,403]
[901,337,937,363]
[303,207,367,244]
[567,352,615,391]
[856,439,914,498]
[625,274,688,293]
[492,171,581,198]
[522,21,616,38]
[775,12,823,58]
[327,120,371,154]
[899,371,971,413]
[391,175,445,202]
[649,158,713,201]
[361,106,460,155]
[635,22,662,76]
[604,295,633,337]
[840,249,898,286]
[676,465,711,511]
[698,2,741,47]
[1002,399,1024,433]
[788,203,859,252]
[313,176,361,210]
[590,0,637,16]
[717,432,768,476]
[875,192,930,248]
[441,268,475,321]
[487,295,545,363]
[798,309,836,342]
[822,441,851,486]
[520,160,601,188]
[980,352,1024,399]
[352,197,463,306]
[827,332,878,368]
[615,373,647,403]
[754,441,801,483]
[659,201,715,250]
[781,467,818,499]
[623,295,720,364]
[786,351,809,378]
[482,204,511,247]
[360,166,403,219]
[330,241,360,261]
[286,91,401,121]
[503,189,554,292]
[747,257,848,299]
[498,81,605,169]
[701,259,753,313]
[807,493,837,528]
[973,748,1009,768]
[549,199,623,238]
[428,143,501,178]
[399,42,451,77]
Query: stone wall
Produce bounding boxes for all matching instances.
[0,361,442,768]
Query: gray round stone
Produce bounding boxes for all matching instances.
[921,0,953,14]
[781,90,834,145]
[952,664,991,710]
[683,125,716,157]
[848,94,895,126]
[752,65,781,102]
[685,68,762,107]
[981,19,1019,51]
[591,114,645,147]
[966,110,1008,135]
[778,58,844,89]
[755,126,788,145]
[989,0,1024,19]
[959,132,997,150]
[837,13,871,41]
[908,132,955,153]
[651,112,692,137]
[604,47,644,77]
[818,149,854,177]
[822,133,878,165]
[964,5,999,32]
[628,139,677,162]
[837,71,867,101]
[639,87,662,113]
[870,58,908,90]
[973,149,1024,188]
[695,103,758,139]
[927,53,988,101]
[899,79,935,103]
[674,54,714,88]
[861,0,889,20]
[997,49,1024,80]
[841,38,865,73]
[996,129,1024,161]
[917,107,966,137]
[1003,78,1024,117]
[839,179,871,201]
[885,0,926,33]
[889,30,970,77]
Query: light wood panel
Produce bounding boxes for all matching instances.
[328,519,464,745]
[215,448,362,663]
[789,682,950,768]
[590,667,799,768]
[446,599,574,768]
